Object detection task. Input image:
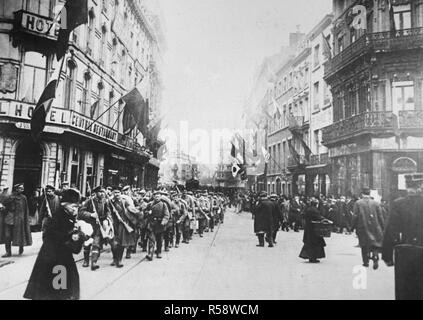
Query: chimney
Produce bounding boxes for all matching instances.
[289,25,305,48]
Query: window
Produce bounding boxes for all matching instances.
[313,81,320,110]
[81,71,92,116]
[393,81,415,113]
[324,82,331,106]
[64,60,77,110]
[393,4,412,30]
[26,0,53,17]
[314,44,320,67]
[20,51,47,103]
[338,34,345,53]
[100,26,107,67]
[282,141,286,168]
[86,11,95,55]
[314,130,320,154]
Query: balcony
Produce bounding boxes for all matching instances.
[322,111,395,145]
[287,116,305,132]
[325,27,423,78]
[399,110,423,130]
[287,155,307,169]
[309,153,329,166]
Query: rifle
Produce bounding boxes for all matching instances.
[45,192,52,218]
[107,195,134,234]
[90,196,114,240]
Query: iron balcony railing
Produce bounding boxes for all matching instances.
[322,111,395,145]
[325,27,423,77]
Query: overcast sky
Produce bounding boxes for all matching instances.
[158,0,332,163]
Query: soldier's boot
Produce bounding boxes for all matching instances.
[116,247,124,268]
[125,248,132,259]
[256,234,265,247]
[156,252,162,259]
[18,246,24,256]
[82,249,90,268]
[91,250,100,271]
[146,242,154,261]
[2,243,11,258]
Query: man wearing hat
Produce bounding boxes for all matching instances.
[269,194,282,245]
[144,191,170,260]
[78,186,112,270]
[253,191,275,247]
[352,187,385,269]
[39,185,61,232]
[196,192,210,237]
[0,184,32,257]
[382,174,423,299]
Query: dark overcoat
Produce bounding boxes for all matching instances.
[253,199,274,234]
[299,206,326,260]
[352,197,385,248]
[23,205,83,300]
[0,193,32,247]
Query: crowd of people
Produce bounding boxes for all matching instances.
[0,182,229,300]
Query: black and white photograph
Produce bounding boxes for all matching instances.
[0,0,423,304]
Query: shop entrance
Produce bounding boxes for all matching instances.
[13,138,43,199]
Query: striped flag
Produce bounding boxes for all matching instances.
[30,80,57,140]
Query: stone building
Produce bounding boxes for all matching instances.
[0,0,165,197]
[322,0,423,200]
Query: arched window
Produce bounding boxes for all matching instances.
[64,59,77,110]
[82,71,92,116]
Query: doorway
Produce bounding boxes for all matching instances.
[13,138,43,199]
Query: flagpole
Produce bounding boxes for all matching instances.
[85,77,145,132]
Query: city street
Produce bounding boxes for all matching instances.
[0,208,394,300]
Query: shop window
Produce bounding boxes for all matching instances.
[393,4,412,30]
[393,81,415,113]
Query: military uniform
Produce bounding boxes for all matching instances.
[145,199,170,260]
[78,195,112,270]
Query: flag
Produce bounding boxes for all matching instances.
[232,163,241,178]
[322,33,332,60]
[89,99,99,119]
[56,0,89,61]
[231,143,236,158]
[262,146,270,164]
[252,131,258,157]
[31,80,57,140]
[121,88,149,136]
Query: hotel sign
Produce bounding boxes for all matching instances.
[0,100,118,144]
[18,11,60,40]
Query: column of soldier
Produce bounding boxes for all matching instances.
[0,182,229,270]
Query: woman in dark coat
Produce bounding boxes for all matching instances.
[299,199,327,263]
[24,189,84,300]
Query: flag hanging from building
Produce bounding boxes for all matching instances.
[288,139,301,165]
[121,88,149,136]
[30,80,57,140]
[262,146,270,164]
[56,0,89,61]
[89,100,99,119]
[322,33,332,60]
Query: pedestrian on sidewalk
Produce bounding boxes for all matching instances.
[253,191,275,247]
[0,183,32,258]
[24,189,86,300]
[299,198,327,263]
[352,187,385,269]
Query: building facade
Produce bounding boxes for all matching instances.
[0,0,165,197]
[323,0,423,200]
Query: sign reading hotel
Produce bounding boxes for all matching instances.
[0,100,117,143]
[19,11,60,40]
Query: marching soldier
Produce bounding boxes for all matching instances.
[162,191,175,252]
[382,174,423,300]
[39,185,61,232]
[78,186,113,271]
[0,183,32,257]
[109,187,138,268]
[196,192,210,237]
[145,191,170,261]
[181,192,194,244]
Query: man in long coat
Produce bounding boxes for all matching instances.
[0,183,32,257]
[145,191,170,260]
[39,185,61,232]
[382,176,423,300]
[352,187,385,269]
[253,192,275,247]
